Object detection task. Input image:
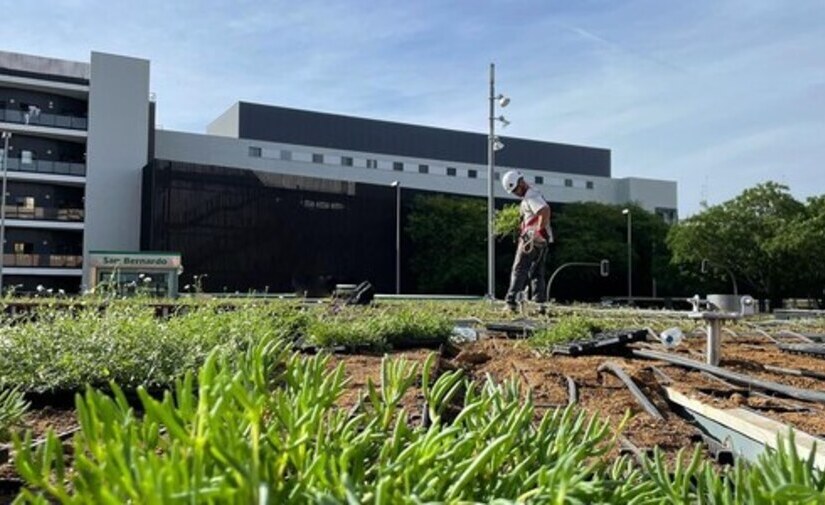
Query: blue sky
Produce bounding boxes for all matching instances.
[3,0,823,216]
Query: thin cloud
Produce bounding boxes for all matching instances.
[1,0,822,217]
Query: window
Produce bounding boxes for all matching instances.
[13,242,32,254]
[312,153,324,164]
[393,162,404,172]
[418,164,429,174]
[341,156,353,167]
[586,181,594,190]
[564,179,573,187]
[248,146,262,158]
[366,159,378,169]
[468,169,478,179]
[280,150,292,161]
[535,176,544,185]
[21,150,33,165]
[447,167,457,176]
[494,171,500,180]
[656,207,678,224]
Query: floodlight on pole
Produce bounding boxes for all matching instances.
[487,63,512,300]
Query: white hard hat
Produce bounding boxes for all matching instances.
[502,170,523,194]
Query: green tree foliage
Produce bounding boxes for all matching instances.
[494,201,695,300]
[667,182,823,303]
[493,204,520,242]
[406,194,486,294]
[772,194,825,303]
[547,201,699,300]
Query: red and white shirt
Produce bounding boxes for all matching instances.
[520,186,552,243]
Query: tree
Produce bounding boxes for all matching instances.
[406,194,486,294]
[667,182,807,304]
[496,201,691,301]
[769,194,825,304]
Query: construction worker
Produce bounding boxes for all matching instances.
[501,170,552,312]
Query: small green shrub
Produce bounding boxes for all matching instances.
[306,307,453,349]
[494,203,521,242]
[0,301,300,392]
[530,315,603,348]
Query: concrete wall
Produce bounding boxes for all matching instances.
[83,52,150,288]
[0,50,90,80]
[206,102,239,137]
[618,177,678,213]
[155,130,677,212]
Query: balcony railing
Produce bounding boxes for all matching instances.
[2,157,86,176]
[2,253,83,268]
[3,205,84,222]
[0,108,87,130]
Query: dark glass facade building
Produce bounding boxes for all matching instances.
[142,160,402,294]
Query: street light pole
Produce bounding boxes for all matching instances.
[486,64,510,300]
[0,131,10,296]
[487,63,496,300]
[391,181,401,294]
[622,208,632,302]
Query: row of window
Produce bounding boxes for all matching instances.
[248,146,596,189]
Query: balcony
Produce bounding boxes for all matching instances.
[2,253,82,268]
[2,157,85,177]
[3,205,84,222]
[0,108,87,130]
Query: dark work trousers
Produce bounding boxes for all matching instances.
[505,240,548,306]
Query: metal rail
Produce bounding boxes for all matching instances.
[699,371,812,413]
[665,387,825,469]
[633,348,825,404]
[764,364,825,381]
[649,365,673,384]
[597,361,664,421]
[618,435,649,466]
[777,330,815,343]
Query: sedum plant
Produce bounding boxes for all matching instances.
[13,341,632,503]
[0,386,28,443]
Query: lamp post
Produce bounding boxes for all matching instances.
[390,180,401,294]
[0,131,10,296]
[622,208,632,302]
[487,63,510,300]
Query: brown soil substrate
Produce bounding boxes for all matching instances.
[3,333,825,498]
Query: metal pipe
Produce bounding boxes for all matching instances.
[0,131,10,296]
[395,182,401,294]
[545,261,601,300]
[633,348,825,404]
[565,375,578,406]
[763,364,825,381]
[598,361,664,420]
[626,210,632,301]
[649,366,673,384]
[707,319,722,366]
[777,330,815,343]
[487,63,496,300]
